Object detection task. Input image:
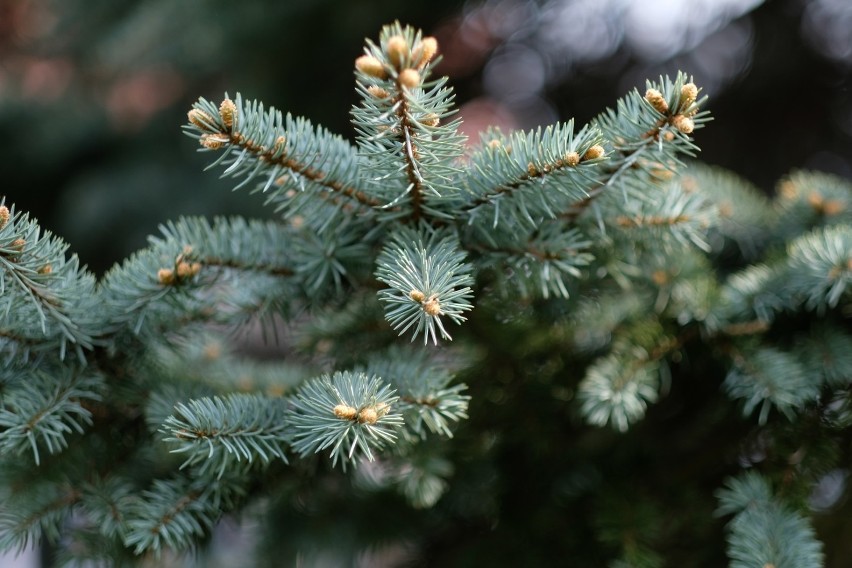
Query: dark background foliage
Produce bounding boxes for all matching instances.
[2,0,851,565]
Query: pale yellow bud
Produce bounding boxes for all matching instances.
[421,113,440,127]
[672,115,694,134]
[564,151,580,167]
[367,85,390,99]
[219,98,237,130]
[38,264,52,275]
[358,407,379,425]
[681,83,698,105]
[176,261,201,279]
[334,404,358,420]
[199,133,230,150]
[412,36,438,68]
[0,205,9,230]
[645,88,669,114]
[582,144,605,161]
[423,296,442,316]
[157,268,175,285]
[355,55,386,78]
[385,35,409,67]
[187,108,216,131]
[409,289,426,302]
[398,68,421,89]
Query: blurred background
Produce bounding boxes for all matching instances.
[1,0,850,275]
[1,0,852,566]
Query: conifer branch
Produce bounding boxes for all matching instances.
[161,393,290,478]
[185,95,379,215]
[0,204,98,362]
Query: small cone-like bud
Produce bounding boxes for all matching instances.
[421,113,440,127]
[219,98,237,130]
[487,139,502,149]
[663,130,676,142]
[412,36,438,68]
[176,261,201,279]
[564,151,580,167]
[188,108,216,131]
[409,289,426,303]
[423,296,442,316]
[645,88,669,114]
[807,192,824,209]
[355,55,386,78]
[158,268,175,285]
[527,162,538,176]
[9,238,25,252]
[38,264,52,275]
[681,82,698,105]
[358,407,379,425]
[200,133,230,150]
[375,402,390,418]
[334,404,358,420]
[398,68,421,89]
[582,144,605,161]
[823,199,845,216]
[367,85,390,99]
[385,35,409,67]
[672,115,694,134]
[0,205,9,229]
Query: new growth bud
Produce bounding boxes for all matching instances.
[188,108,216,131]
[672,115,695,134]
[367,85,390,99]
[333,404,358,420]
[385,35,409,68]
[564,151,580,167]
[398,68,421,89]
[199,133,230,150]
[645,88,669,114]
[423,295,442,316]
[582,144,605,161]
[358,407,379,425]
[681,82,698,106]
[411,36,438,68]
[0,205,9,230]
[409,289,426,303]
[219,98,238,130]
[355,55,386,79]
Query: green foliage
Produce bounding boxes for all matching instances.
[717,472,824,568]
[1,21,851,567]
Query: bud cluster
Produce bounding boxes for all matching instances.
[187,98,239,150]
[157,246,202,286]
[355,32,439,93]
[644,81,701,136]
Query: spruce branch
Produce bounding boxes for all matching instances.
[287,371,403,468]
[161,393,290,479]
[0,481,79,554]
[362,346,470,440]
[716,472,824,568]
[466,222,594,299]
[375,227,474,344]
[185,94,379,216]
[723,345,820,425]
[352,22,466,220]
[568,73,710,223]
[783,224,851,311]
[0,204,98,363]
[461,123,606,230]
[0,365,103,465]
[123,474,246,554]
[98,216,299,342]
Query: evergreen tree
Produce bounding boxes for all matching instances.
[1,22,850,567]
